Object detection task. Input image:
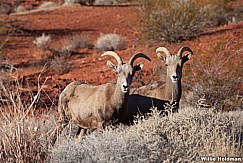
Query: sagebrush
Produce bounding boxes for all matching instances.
[95,33,125,51]
[39,1,57,9]
[33,33,52,51]
[63,0,95,6]
[94,0,122,5]
[50,107,243,162]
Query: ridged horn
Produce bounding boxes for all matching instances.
[177,46,193,57]
[128,53,151,66]
[101,51,123,65]
[156,47,171,58]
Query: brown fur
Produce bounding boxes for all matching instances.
[50,52,150,144]
[126,47,193,123]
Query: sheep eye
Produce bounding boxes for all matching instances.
[165,64,168,67]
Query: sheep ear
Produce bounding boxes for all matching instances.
[107,60,117,71]
[182,52,193,63]
[157,53,166,63]
[134,62,144,72]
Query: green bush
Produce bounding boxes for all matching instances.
[137,0,226,43]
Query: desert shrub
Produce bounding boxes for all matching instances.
[0,18,15,82]
[0,21,7,58]
[94,0,122,5]
[63,0,95,6]
[33,33,52,51]
[223,1,243,24]
[33,33,92,56]
[0,17,12,49]
[131,107,243,161]
[95,33,125,51]
[60,35,93,56]
[63,0,79,6]
[39,1,57,9]
[49,56,71,74]
[50,107,243,162]
[0,0,28,14]
[51,124,166,162]
[15,5,26,13]
[51,34,92,74]
[33,34,93,74]
[0,1,13,14]
[137,0,226,43]
[0,80,54,163]
[183,38,243,111]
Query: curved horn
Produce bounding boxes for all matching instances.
[156,47,171,58]
[101,51,123,65]
[128,53,151,66]
[177,46,193,57]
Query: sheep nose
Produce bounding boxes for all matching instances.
[123,85,128,89]
[172,75,178,80]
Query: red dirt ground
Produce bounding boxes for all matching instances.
[1,1,243,113]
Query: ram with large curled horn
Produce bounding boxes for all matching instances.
[50,51,151,144]
[126,46,193,123]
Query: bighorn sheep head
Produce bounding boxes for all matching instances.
[102,51,151,93]
[156,46,193,83]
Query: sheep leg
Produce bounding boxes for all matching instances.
[76,128,86,140]
[76,121,104,140]
[76,127,96,140]
[50,119,69,145]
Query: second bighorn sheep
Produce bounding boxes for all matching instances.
[50,51,151,144]
[126,46,193,122]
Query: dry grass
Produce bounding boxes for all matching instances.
[0,78,55,163]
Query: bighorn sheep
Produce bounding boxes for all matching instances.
[126,46,193,122]
[50,51,151,144]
